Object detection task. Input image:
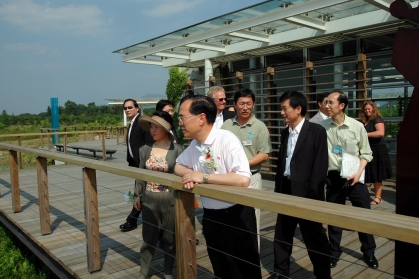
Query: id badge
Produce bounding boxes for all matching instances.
[332,145,343,155]
[243,140,252,146]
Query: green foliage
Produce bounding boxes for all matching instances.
[0,225,57,278]
[165,67,189,107]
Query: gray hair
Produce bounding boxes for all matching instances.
[206,86,225,98]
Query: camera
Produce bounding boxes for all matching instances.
[342,180,353,189]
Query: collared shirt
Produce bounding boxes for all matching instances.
[320,115,372,172]
[214,112,224,129]
[284,118,305,176]
[176,126,251,209]
[128,113,139,158]
[221,115,272,173]
[319,111,329,120]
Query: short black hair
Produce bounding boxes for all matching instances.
[233,88,255,103]
[156,100,174,112]
[179,95,217,124]
[152,110,173,129]
[329,90,348,111]
[316,92,329,104]
[279,91,307,116]
[123,98,138,108]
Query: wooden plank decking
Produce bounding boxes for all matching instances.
[0,164,396,278]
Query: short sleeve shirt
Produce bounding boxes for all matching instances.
[221,115,272,173]
[176,126,251,209]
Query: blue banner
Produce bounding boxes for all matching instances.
[50,98,59,145]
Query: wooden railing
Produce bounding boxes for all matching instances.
[0,142,418,278]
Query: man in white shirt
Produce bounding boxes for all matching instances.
[175,95,261,279]
[207,86,236,128]
[309,92,329,124]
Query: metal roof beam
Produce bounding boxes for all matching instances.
[283,15,326,31]
[122,0,351,62]
[185,42,225,52]
[364,0,392,11]
[228,30,269,42]
[126,58,163,66]
[153,51,190,60]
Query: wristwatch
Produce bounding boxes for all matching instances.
[203,173,210,183]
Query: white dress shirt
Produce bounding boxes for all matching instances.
[284,118,305,177]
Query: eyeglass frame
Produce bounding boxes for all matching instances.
[178,114,196,123]
[123,106,134,110]
[213,98,227,102]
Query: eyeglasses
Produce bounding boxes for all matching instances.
[123,106,134,110]
[236,102,253,108]
[178,115,195,123]
[214,98,227,102]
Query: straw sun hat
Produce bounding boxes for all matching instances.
[138,115,174,142]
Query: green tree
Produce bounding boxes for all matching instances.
[165,67,190,107]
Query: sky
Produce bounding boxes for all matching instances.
[0,0,259,115]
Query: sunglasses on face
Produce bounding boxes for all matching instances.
[214,98,227,102]
[123,106,134,110]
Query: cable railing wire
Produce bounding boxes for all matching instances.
[0,163,404,278]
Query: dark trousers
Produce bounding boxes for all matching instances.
[126,207,141,224]
[326,171,376,258]
[127,160,141,224]
[203,204,261,279]
[273,179,331,279]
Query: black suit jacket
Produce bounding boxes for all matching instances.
[126,116,151,167]
[222,109,236,122]
[274,121,328,201]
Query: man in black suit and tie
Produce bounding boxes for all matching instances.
[271,91,331,279]
[119,98,149,231]
[207,86,236,128]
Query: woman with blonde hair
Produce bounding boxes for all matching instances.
[360,101,392,205]
[134,111,184,279]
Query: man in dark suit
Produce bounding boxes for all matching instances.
[270,91,331,279]
[309,92,329,124]
[119,98,149,231]
[207,86,236,128]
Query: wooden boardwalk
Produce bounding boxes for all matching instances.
[0,164,396,278]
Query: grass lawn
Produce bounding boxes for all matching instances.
[0,224,57,279]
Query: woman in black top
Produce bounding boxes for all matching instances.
[360,101,392,205]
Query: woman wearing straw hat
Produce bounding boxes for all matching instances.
[134,111,184,279]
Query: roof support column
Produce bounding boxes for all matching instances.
[205,59,213,92]
[123,110,127,126]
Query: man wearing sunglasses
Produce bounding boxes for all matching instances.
[207,86,236,128]
[120,98,149,232]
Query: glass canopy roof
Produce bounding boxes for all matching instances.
[113,0,418,67]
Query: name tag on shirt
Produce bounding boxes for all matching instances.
[243,140,252,146]
[332,146,343,155]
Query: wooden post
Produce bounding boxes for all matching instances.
[266,67,275,174]
[63,134,68,154]
[236,71,243,91]
[123,127,127,145]
[48,129,52,147]
[82,167,101,273]
[357,53,368,118]
[174,190,197,279]
[40,132,44,148]
[9,150,21,213]
[17,136,22,169]
[209,75,216,87]
[101,132,106,161]
[305,61,315,119]
[84,127,87,141]
[116,128,120,145]
[36,156,51,235]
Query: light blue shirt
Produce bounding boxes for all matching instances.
[284,118,305,177]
